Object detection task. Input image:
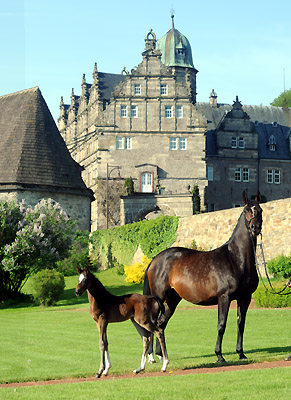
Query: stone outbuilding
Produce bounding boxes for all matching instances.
[0,87,94,230]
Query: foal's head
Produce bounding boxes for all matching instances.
[242,191,263,236]
[75,267,92,297]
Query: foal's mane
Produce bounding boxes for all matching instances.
[88,270,116,300]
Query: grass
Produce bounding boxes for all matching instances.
[1,269,291,398]
[1,368,290,400]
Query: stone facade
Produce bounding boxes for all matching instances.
[0,189,91,232]
[59,20,291,231]
[59,24,207,230]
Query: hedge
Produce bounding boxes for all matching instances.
[90,215,179,269]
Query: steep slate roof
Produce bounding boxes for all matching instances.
[0,87,93,197]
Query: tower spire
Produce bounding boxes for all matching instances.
[171,9,175,30]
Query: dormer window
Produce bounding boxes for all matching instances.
[268,135,276,151]
[272,121,278,127]
[231,137,245,149]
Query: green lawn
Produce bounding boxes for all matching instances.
[1,269,291,398]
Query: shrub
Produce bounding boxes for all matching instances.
[253,282,291,308]
[267,254,291,279]
[31,269,65,306]
[124,255,151,284]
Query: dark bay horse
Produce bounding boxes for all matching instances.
[75,267,169,377]
[141,191,262,363]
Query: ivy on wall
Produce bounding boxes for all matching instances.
[90,215,179,269]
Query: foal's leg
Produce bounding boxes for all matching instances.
[131,318,151,373]
[236,294,251,360]
[96,320,111,378]
[215,294,230,363]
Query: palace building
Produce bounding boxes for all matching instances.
[58,16,291,230]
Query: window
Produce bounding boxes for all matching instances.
[239,138,245,149]
[169,137,187,150]
[116,137,132,150]
[124,137,132,149]
[134,84,141,95]
[231,137,238,148]
[165,105,173,118]
[234,168,241,181]
[130,105,138,118]
[169,138,177,150]
[208,166,214,181]
[176,105,183,118]
[242,168,249,182]
[160,84,168,95]
[234,167,249,182]
[179,138,187,150]
[116,137,123,149]
[267,169,280,184]
[268,135,276,151]
[120,105,127,118]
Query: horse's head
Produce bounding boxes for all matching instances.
[242,191,263,236]
[75,266,91,297]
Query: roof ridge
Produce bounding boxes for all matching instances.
[0,86,39,99]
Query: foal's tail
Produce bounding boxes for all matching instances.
[152,295,165,317]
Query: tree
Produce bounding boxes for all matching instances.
[0,199,75,301]
[270,88,291,108]
[191,184,201,213]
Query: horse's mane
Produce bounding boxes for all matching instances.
[89,271,115,299]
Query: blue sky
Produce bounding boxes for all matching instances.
[1,0,290,123]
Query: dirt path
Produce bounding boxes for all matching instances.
[2,359,291,388]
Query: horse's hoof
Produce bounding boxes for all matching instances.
[216,357,226,364]
[286,354,291,361]
[96,371,103,378]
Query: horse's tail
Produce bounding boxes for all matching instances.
[152,295,165,317]
[143,262,152,295]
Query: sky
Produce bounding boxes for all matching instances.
[1,0,290,123]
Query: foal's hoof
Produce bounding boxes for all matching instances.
[285,354,291,361]
[133,367,144,374]
[96,371,103,378]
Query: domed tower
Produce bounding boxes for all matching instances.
[157,14,198,102]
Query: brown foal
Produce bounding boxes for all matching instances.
[75,267,169,377]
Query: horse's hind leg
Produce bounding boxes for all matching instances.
[215,294,230,363]
[236,294,251,360]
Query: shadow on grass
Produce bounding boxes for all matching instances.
[181,346,291,371]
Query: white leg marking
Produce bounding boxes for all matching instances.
[162,358,169,372]
[102,351,111,376]
[148,353,156,364]
[157,355,163,362]
[133,355,146,374]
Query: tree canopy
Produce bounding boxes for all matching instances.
[270,88,291,107]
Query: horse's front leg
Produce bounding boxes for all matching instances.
[96,320,110,378]
[236,294,251,360]
[215,294,230,363]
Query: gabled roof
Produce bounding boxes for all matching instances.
[0,87,93,197]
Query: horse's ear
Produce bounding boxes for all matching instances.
[242,191,248,205]
[255,192,261,203]
[84,266,89,273]
[76,267,82,275]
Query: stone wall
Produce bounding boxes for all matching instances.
[120,194,194,224]
[175,197,291,262]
